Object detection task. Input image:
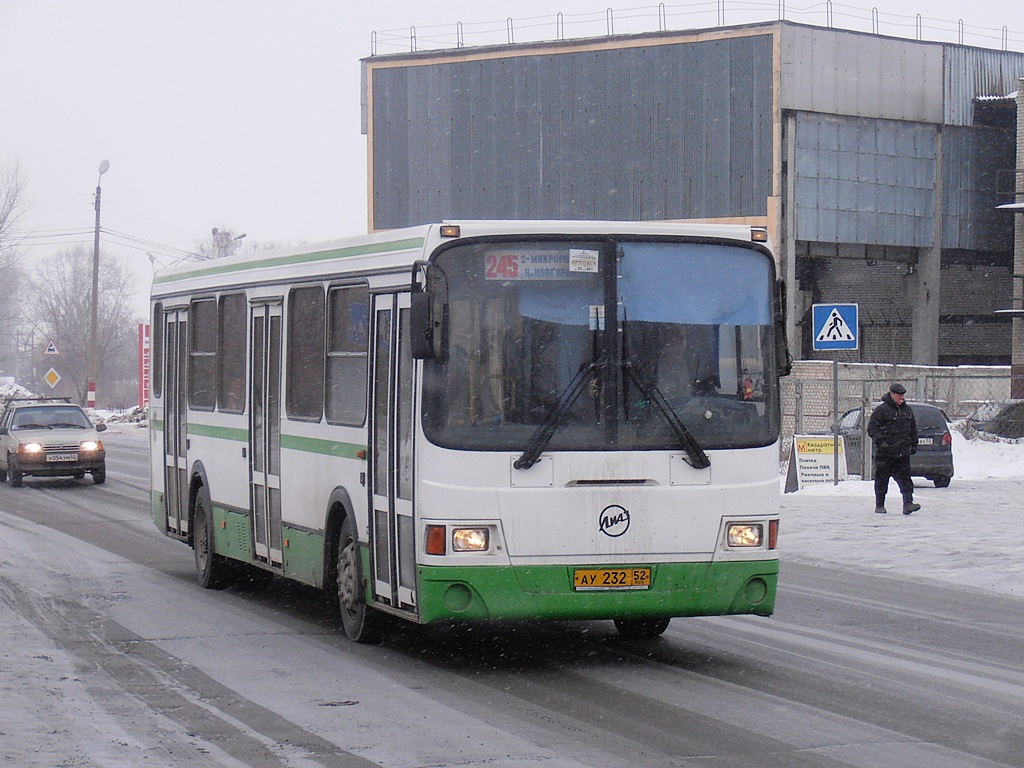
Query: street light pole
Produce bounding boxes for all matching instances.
[87,159,109,409]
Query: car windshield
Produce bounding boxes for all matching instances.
[421,237,780,452]
[12,406,92,430]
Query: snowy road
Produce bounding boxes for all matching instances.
[1,430,1022,767]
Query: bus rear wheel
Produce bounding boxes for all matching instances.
[194,486,233,590]
[614,617,671,639]
[337,516,381,644]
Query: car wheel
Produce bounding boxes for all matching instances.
[92,466,106,485]
[8,457,22,488]
[194,485,233,589]
[614,617,671,639]
[934,475,951,488]
[336,515,382,643]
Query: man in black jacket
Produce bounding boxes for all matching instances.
[867,383,921,515]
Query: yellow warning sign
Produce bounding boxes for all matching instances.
[795,438,844,455]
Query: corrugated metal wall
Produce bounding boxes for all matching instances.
[780,25,943,123]
[793,113,936,247]
[942,125,1014,251]
[944,47,1024,126]
[370,34,774,229]
[793,115,1012,253]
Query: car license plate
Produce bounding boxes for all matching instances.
[46,452,78,462]
[573,567,651,591]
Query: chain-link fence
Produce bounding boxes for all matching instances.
[781,361,1021,467]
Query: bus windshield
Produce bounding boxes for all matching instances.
[422,238,779,452]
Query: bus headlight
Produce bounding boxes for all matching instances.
[19,442,44,454]
[451,527,489,552]
[727,523,763,547]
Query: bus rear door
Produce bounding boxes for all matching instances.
[250,301,284,568]
[163,308,189,536]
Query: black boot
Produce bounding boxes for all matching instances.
[902,500,921,515]
[874,500,887,514]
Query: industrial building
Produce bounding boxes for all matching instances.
[361,20,1024,372]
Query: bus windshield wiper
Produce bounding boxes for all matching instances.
[514,362,596,470]
[623,363,710,469]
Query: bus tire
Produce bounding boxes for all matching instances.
[614,617,671,639]
[337,516,381,644]
[194,485,233,590]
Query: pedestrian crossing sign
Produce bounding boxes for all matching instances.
[812,303,858,351]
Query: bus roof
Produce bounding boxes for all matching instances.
[150,220,772,300]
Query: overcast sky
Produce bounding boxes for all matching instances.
[2,0,1020,317]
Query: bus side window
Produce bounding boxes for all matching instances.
[218,293,246,413]
[152,302,163,399]
[326,285,369,425]
[188,298,217,410]
[287,285,326,421]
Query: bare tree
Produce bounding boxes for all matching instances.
[0,161,28,378]
[191,226,248,260]
[31,245,137,406]
[0,160,27,270]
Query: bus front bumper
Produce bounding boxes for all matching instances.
[415,560,778,624]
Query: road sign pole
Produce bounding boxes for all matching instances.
[811,303,858,487]
[833,356,839,485]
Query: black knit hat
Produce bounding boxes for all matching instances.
[889,382,906,395]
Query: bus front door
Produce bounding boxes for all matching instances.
[250,302,284,568]
[369,293,417,613]
[163,309,189,536]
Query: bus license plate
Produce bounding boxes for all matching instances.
[47,452,78,462]
[573,567,651,591]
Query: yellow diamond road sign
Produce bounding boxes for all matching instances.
[44,368,61,389]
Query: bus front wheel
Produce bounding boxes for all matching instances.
[614,617,671,639]
[194,486,233,590]
[337,516,381,644]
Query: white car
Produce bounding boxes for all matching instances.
[0,398,107,487]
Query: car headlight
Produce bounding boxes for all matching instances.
[727,523,763,547]
[451,527,490,552]
[80,440,103,452]
[18,442,44,455]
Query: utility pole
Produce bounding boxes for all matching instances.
[87,159,109,408]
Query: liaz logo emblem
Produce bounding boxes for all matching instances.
[599,504,630,537]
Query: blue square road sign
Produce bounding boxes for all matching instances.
[812,303,858,351]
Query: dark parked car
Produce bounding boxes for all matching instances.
[967,400,1024,439]
[835,402,954,487]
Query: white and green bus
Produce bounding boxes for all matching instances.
[150,220,790,642]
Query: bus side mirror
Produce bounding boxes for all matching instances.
[775,279,793,377]
[410,260,448,360]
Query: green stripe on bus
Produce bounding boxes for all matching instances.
[280,433,366,459]
[187,423,249,442]
[152,419,164,431]
[414,560,778,624]
[153,237,425,285]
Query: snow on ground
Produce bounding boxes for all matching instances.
[0,413,1020,764]
[780,427,1024,598]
